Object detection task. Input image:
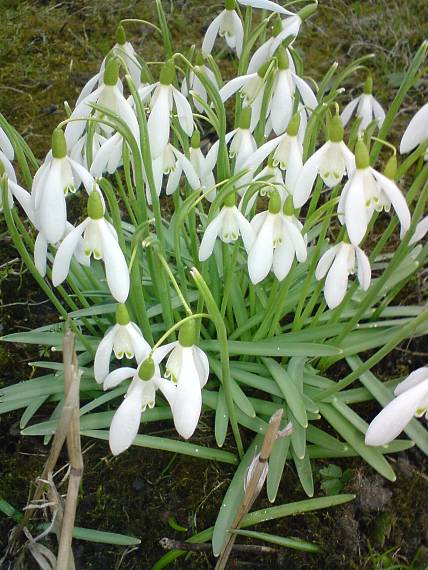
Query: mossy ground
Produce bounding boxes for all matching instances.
[1,1,428,568]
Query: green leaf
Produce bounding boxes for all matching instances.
[230,530,320,553]
[39,523,140,545]
[263,358,307,428]
[82,430,238,465]
[267,420,291,503]
[215,387,229,448]
[292,449,314,498]
[200,340,341,357]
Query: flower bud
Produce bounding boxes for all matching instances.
[224,191,236,207]
[268,190,281,214]
[104,58,120,86]
[178,319,196,347]
[138,357,155,381]
[116,25,127,46]
[298,3,317,21]
[225,0,236,9]
[160,59,176,86]
[257,61,271,78]
[191,130,201,149]
[276,46,289,70]
[363,75,373,95]
[287,113,301,137]
[283,195,294,216]
[87,190,104,220]
[328,115,344,143]
[239,106,252,129]
[115,303,130,325]
[52,128,67,159]
[355,140,370,169]
[384,154,397,180]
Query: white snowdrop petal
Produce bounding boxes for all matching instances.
[148,85,170,159]
[38,161,67,244]
[153,341,179,365]
[172,87,194,136]
[273,240,295,281]
[237,0,293,14]
[193,346,210,387]
[315,245,338,280]
[104,367,136,390]
[97,220,130,303]
[219,74,254,102]
[109,381,144,455]
[0,127,14,160]
[173,147,200,189]
[409,216,428,245]
[199,210,225,261]
[394,367,428,396]
[293,145,325,208]
[371,169,411,238]
[231,10,244,57]
[52,219,89,286]
[365,380,428,446]
[201,11,224,56]
[324,245,349,309]
[355,247,371,291]
[248,214,275,284]
[340,97,360,127]
[293,74,317,110]
[271,71,293,135]
[34,233,48,277]
[400,102,428,154]
[371,96,385,127]
[344,171,368,246]
[94,326,117,383]
[235,208,255,252]
[172,348,202,439]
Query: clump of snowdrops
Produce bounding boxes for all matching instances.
[1,0,428,562]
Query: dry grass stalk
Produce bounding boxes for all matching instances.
[215,409,292,570]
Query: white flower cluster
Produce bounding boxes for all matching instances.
[2,0,427,454]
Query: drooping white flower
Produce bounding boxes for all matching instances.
[400,101,428,157]
[248,193,307,283]
[31,129,99,244]
[106,355,167,455]
[94,304,151,384]
[181,54,220,113]
[293,116,355,208]
[147,142,200,204]
[65,58,139,153]
[0,126,14,161]
[365,367,428,446]
[153,320,209,439]
[341,76,385,133]
[240,162,287,215]
[111,25,142,88]
[338,143,411,246]
[146,60,194,159]
[272,113,303,193]
[409,216,428,245]
[228,107,258,173]
[237,0,293,13]
[189,131,217,202]
[315,241,371,309]
[52,190,129,303]
[202,0,244,58]
[198,193,255,261]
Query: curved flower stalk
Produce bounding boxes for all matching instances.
[248,193,307,283]
[65,58,139,154]
[198,192,255,261]
[315,240,371,309]
[293,115,355,208]
[338,143,411,246]
[341,76,385,133]
[94,304,151,383]
[31,129,100,244]
[148,142,200,204]
[52,190,130,303]
[272,113,303,193]
[0,126,14,161]
[145,59,194,159]
[106,356,166,455]
[153,320,209,439]
[181,52,219,113]
[365,367,428,446]
[400,101,428,157]
[189,131,217,202]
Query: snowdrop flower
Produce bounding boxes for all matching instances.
[154,320,209,439]
[0,126,14,161]
[365,367,428,446]
[52,190,130,303]
[65,58,139,151]
[241,161,286,214]
[248,193,307,283]
[146,59,194,159]
[400,101,428,157]
[31,129,99,244]
[189,131,217,202]
[199,192,255,261]
[293,115,355,208]
[338,143,411,246]
[181,52,219,113]
[228,107,258,173]
[268,47,317,136]
[315,240,371,309]
[409,216,428,245]
[341,76,385,133]
[106,356,167,455]
[272,113,303,193]
[94,304,151,383]
[148,142,200,204]
[202,0,244,58]
[70,131,107,171]
[111,25,142,88]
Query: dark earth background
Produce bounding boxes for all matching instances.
[1,1,428,568]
